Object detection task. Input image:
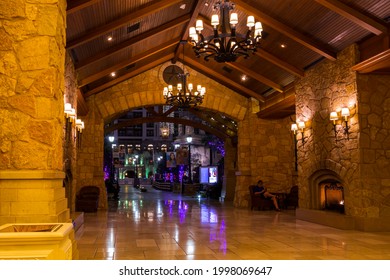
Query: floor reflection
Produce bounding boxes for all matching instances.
[76,185,390,260]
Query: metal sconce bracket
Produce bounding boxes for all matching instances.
[330,107,351,141]
[291,121,307,172]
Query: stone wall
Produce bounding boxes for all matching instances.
[355,74,390,218]
[234,107,295,208]
[294,44,390,230]
[295,45,359,214]
[63,53,78,212]
[0,0,69,224]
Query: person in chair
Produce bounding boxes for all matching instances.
[253,180,281,211]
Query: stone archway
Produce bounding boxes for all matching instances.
[75,64,249,209]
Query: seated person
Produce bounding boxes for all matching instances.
[253,180,281,211]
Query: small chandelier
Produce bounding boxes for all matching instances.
[188,0,263,63]
[163,43,206,108]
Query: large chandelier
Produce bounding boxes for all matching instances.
[163,43,206,108]
[188,0,263,63]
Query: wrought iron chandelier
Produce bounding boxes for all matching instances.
[188,0,263,63]
[163,43,206,108]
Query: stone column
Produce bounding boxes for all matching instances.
[76,96,107,209]
[221,138,236,201]
[0,0,68,224]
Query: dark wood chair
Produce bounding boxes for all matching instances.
[284,185,299,209]
[76,186,100,212]
[249,185,274,210]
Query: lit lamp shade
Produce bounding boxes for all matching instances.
[189,27,196,37]
[195,20,203,31]
[341,107,350,120]
[291,123,298,133]
[230,13,238,25]
[298,121,305,131]
[247,16,255,27]
[330,111,338,123]
[211,14,219,26]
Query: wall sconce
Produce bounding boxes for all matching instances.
[291,121,306,144]
[290,123,298,171]
[64,103,76,123]
[75,119,85,148]
[64,103,76,143]
[329,107,350,140]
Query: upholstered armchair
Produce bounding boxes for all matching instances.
[249,185,274,210]
[284,185,299,209]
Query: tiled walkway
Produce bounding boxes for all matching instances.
[75,186,390,260]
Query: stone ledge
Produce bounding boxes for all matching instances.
[296,208,390,232]
[0,170,65,179]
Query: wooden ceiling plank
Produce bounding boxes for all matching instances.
[226,62,284,93]
[315,0,388,35]
[233,0,337,60]
[255,49,305,77]
[74,14,190,70]
[79,37,180,87]
[67,0,101,14]
[67,0,183,49]
[84,54,174,97]
[185,56,265,102]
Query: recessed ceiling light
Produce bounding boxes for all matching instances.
[110,72,116,77]
[241,75,247,81]
[107,36,113,41]
[180,4,186,9]
[280,43,287,48]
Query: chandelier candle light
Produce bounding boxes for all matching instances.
[163,43,206,108]
[189,0,263,62]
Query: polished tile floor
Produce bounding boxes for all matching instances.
[76,185,390,260]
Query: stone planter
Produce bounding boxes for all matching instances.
[0,223,73,260]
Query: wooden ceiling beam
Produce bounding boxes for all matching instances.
[226,62,284,93]
[67,0,183,49]
[172,0,203,63]
[74,14,190,70]
[78,37,180,87]
[351,49,390,74]
[66,0,101,14]
[234,0,337,60]
[257,86,296,119]
[315,0,388,35]
[254,49,305,77]
[188,108,237,133]
[184,56,265,102]
[105,116,228,140]
[84,53,174,98]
